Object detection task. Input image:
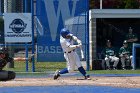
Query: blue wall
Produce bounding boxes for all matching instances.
[36,0,88,62]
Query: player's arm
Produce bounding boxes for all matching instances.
[127,38,138,42]
[67,43,81,51]
[127,34,138,42]
[119,48,123,57]
[65,36,81,52]
[72,35,82,45]
[131,34,138,42]
[132,37,138,42]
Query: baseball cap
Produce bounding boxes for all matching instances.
[123,40,128,44]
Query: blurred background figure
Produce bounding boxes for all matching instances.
[125,27,138,50]
[119,40,134,70]
[103,40,119,70]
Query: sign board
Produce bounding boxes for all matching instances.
[4,13,32,43]
[36,0,88,62]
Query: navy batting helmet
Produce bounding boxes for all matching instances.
[60,28,70,38]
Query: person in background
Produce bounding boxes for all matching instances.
[103,40,119,70]
[0,46,34,81]
[125,27,138,50]
[119,40,134,70]
[0,47,16,81]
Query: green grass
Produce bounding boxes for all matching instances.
[3,61,140,74]
[88,70,140,74]
[4,61,66,72]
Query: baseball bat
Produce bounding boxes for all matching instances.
[80,46,84,59]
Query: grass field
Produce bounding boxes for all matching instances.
[3,61,140,75]
[4,61,66,72]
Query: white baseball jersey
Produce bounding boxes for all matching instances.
[60,35,82,72]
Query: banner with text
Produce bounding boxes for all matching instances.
[36,0,88,62]
[4,13,32,43]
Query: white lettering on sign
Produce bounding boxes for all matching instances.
[4,13,32,42]
[38,46,62,53]
[43,0,79,41]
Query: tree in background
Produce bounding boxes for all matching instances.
[124,0,139,9]
[113,0,125,9]
[89,0,94,9]
[89,0,140,9]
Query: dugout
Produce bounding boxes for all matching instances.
[90,9,140,70]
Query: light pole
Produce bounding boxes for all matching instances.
[100,0,102,9]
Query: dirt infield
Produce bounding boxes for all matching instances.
[0,76,140,88]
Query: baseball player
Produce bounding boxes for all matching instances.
[119,40,134,70]
[125,27,138,50]
[0,47,16,81]
[103,40,119,70]
[53,28,90,80]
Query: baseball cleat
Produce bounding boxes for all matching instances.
[85,75,91,80]
[53,70,60,80]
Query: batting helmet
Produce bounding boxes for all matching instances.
[60,28,70,38]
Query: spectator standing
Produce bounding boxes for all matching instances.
[125,27,138,50]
